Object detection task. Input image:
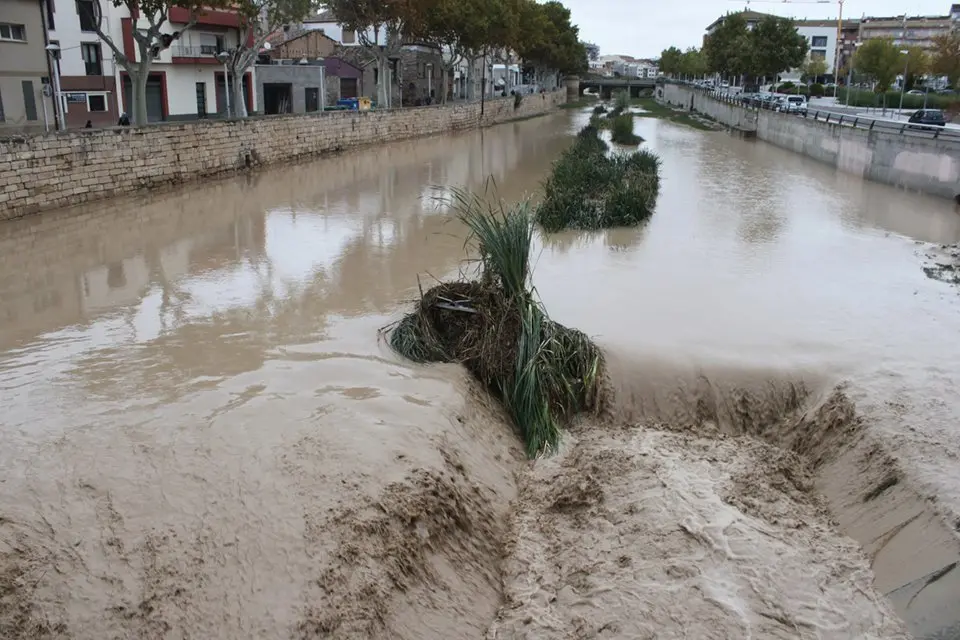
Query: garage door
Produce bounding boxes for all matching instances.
[122,75,164,122]
[340,78,358,99]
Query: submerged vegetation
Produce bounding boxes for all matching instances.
[385,187,606,457]
[535,124,661,231]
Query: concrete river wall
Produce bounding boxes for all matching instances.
[660,83,960,200]
[0,90,567,221]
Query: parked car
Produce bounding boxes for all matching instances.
[907,109,946,128]
[906,89,925,96]
[778,95,808,114]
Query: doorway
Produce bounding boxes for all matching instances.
[263,83,292,115]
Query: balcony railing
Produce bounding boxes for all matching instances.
[171,44,221,58]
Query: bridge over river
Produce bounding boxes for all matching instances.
[579,76,657,98]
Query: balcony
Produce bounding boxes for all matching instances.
[171,44,223,65]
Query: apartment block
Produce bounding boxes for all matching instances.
[0,0,55,134]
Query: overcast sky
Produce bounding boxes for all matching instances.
[564,0,954,58]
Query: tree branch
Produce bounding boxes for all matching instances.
[81,1,132,69]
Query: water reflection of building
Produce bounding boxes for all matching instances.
[81,257,151,315]
[78,213,266,315]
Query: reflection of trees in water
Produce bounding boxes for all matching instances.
[46,118,577,401]
[605,226,648,252]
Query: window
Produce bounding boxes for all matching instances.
[45,0,55,31]
[811,36,828,47]
[76,0,97,32]
[341,29,356,44]
[216,35,226,53]
[811,49,826,60]
[82,42,102,75]
[21,81,38,121]
[0,23,27,42]
[87,94,106,112]
[196,82,207,116]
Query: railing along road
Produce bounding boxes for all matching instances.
[671,81,960,143]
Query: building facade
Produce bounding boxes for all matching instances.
[257,30,363,113]
[44,0,120,128]
[1,0,55,134]
[98,3,256,122]
[858,14,952,50]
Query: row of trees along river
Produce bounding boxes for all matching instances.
[82,0,588,126]
[657,11,960,110]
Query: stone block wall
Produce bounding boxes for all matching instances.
[660,83,960,200]
[0,90,566,221]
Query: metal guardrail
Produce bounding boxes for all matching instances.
[667,81,960,143]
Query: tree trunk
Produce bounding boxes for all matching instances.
[376,54,389,108]
[231,70,247,117]
[133,63,150,126]
[466,57,477,101]
[440,66,449,104]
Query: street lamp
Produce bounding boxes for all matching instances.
[898,49,909,119]
[216,50,232,118]
[45,43,66,130]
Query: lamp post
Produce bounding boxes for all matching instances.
[45,43,65,130]
[898,49,909,119]
[216,50,231,118]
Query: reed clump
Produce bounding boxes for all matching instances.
[535,124,661,231]
[384,187,606,457]
[610,113,643,145]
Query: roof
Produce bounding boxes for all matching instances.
[304,9,337,23]
[795,19,860,29]
[270,29,339,49]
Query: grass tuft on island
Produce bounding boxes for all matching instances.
[384,186,607,457]
[535,124,661,232]
[610,114,643,145]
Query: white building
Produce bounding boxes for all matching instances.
[302,10,387,48]
[42,0,121,127]
[96,1,255,122]
[781,25,838,82]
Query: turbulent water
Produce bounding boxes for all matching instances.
[2,110,960,639]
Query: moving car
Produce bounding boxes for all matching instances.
[908,109,947,128]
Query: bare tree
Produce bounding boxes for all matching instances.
[224,0,318,117]
[79,0,222,125]
[323,0,414,108]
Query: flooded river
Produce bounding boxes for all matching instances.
[2,110,960,639]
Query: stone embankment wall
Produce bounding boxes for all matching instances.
[660,83,960,199]
[0,91,566,221]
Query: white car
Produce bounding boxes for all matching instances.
[777,95,808,114]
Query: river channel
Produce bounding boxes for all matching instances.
[2,109,960,639]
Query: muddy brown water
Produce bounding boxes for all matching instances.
[2,111,960,638]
